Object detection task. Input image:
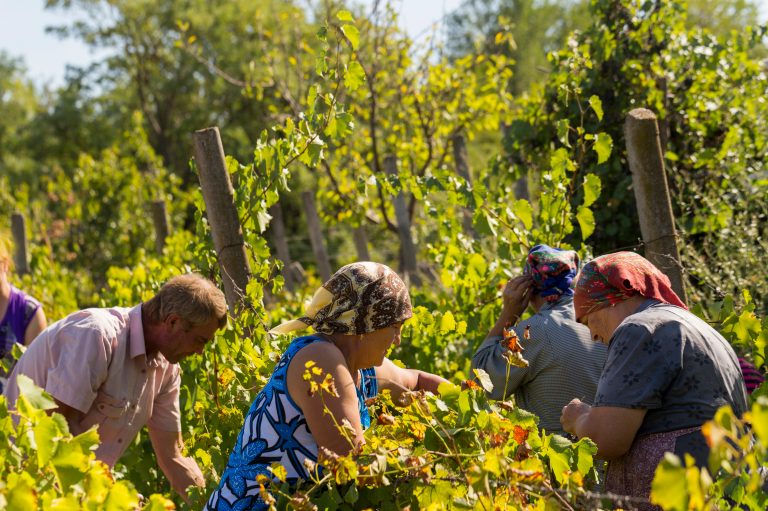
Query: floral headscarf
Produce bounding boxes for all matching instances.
[523,244,580,302]
[270,262,412,336]
[573,251,687,321]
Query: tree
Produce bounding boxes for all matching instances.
[44,0,317,188]
[446,0,592,93]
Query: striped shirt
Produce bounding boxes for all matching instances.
[472,296,608,434]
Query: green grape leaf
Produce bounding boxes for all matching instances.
[340,24,359,50]
[550,147,575,174]
[592,132,613,164]
[105,481,140,511]
[575,438,597,475]
[17,374,57,411]
[582,173,601,207]
[474,210,499,236]
[513,199,534,230]
[749,399,768,443]
[650,453,688,511]
[588,95,604,121]
[7,473,38,510]
[34,414,62,465]
[440,311,456,333]
[140,495,173,511]
[472,368,494,394]
[576,206,595,240]
[344,61,366,92]
[336,10,354,22]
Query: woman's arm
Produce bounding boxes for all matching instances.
[375,358,448,403]
[286,342,365,456]
[24,307,47,345]
[560,398,646,459]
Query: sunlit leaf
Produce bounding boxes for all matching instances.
[576,206,595,240]
[588,95,604,121]
[340,24,359,49]
[582,173,601,207]
[592,132,613,164]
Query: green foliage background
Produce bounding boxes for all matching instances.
[0,0,766,509]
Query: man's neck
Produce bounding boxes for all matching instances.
[141,307,161,358]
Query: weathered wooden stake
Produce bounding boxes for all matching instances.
[10,212,29,275]
[193,127,251,312]
[151,200,170,255]
[384,156,421,285]
[353,226,370,261]
[625,108,687,304]
[501,122,530,201]
[301,191,332,282]
[269,203,298,291]
[451,133,477,238]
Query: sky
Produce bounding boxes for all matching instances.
[0,0,463,88]
[0,0,767,88]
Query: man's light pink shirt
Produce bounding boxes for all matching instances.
[3,305,181,467]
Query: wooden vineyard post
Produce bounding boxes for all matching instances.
[10,212,29,275]
[269,203,299,291]
[451,132,477,238]
[625,108,688,304]
[384,155,421,286]
[151,199,170,255]
[301,191,332,283]
[193,127,251,312]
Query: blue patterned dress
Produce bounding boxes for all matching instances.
[205,335,378,511]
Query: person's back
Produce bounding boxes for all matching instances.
[473,295,607,433]
[472,245,607,435]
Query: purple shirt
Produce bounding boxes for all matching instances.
[0,286,41,357]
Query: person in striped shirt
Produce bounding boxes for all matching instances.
[471,244,607,435]
[738,356,765,394]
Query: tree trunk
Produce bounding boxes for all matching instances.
[384,155,421,285]
[353,226,371,261]
[151,200,170,255]
[269,203,298,291]
[301,191,332,283]
[451,132,477,238]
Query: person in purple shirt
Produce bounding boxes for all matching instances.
[0,234,46,392]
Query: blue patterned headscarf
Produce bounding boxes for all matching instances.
[523,244,580,302]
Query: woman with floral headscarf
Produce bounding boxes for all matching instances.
[206,262,447,511]
[560,252,748,508]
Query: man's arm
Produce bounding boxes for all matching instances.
[149,428,204,504]
[52,399,85,435]
[560,398,646,459]
[375,358,448,403]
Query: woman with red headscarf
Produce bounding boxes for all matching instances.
[560,252,748,508]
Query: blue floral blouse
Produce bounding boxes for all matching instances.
[205,335,378,511]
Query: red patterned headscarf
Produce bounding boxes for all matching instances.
[573,252,687,321]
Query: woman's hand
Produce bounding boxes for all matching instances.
[500,275,533,323]
[560,398,592,436]
[560,400,646,459]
